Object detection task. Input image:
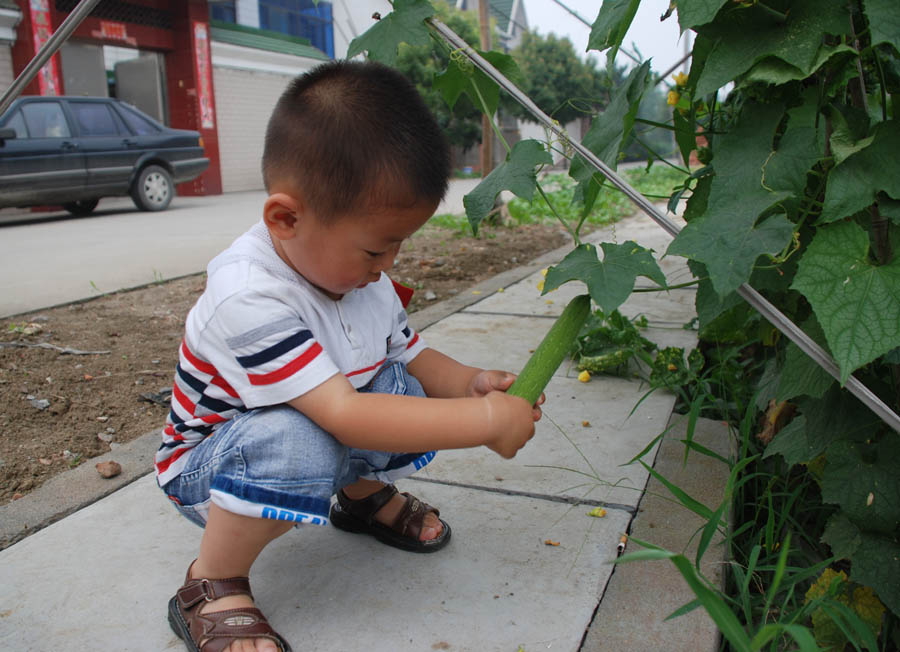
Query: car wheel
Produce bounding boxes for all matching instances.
[62,199,100,216]
[131,165,173,211]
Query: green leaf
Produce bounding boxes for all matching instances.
[673,109,697,168]
[676,0,730,31]
[776,317,834,401]
[791,220,900,383]
[743,43,856,86]
[587,0,641,64]
[821,511,862,560]
[433,50,521,117]
[762,415,813,466]
[667,102,794,298]
[820,120,900,223]
[846,530,900,615]
[762,92,825,195]
[569,62,651,214]
[829,109,876,166]
[694,0,849,97]
[689,261,742,330]
[462,139,551,235]
[822,433,900,535]
[544,241,667,314]
[865,0,900,54]
[346,0,435,66]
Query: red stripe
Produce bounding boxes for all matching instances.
[347,357,386,378]
[199,413,228,425]
[210,375,239,398]
[405,333,420,350]
[181,340,218,376]
[155,445,191,475]
[172,382,196,414]
[247,342,323,386]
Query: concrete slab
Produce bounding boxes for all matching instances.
[582,416,732,652]
[417,371,675,509]
[0,474,629,652]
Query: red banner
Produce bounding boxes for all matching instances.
[192,21,215,129]
[28,0,61,95]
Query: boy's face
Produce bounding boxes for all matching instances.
[273,196,438,300]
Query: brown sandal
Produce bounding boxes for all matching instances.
[168,563,292,652]
[329,484,451,553]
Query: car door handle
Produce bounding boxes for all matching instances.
[61,141,79,150]
[123,139,136,147]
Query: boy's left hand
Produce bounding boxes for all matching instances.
[467,370,544,422]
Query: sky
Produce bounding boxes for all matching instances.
[520,0,691,78]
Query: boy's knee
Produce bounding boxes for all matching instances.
[238,404,347,481]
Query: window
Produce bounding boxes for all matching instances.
[4,111,28,138]
[70,103,122,136]
[117,104,160,136]
[21,102,71,138]
[210,1,236,23]
[259,0,334,58]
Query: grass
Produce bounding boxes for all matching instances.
[428,163,689,236]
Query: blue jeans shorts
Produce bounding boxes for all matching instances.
[160,362,436,528]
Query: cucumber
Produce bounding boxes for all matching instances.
[507,294,591,404]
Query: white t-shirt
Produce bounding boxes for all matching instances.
[155,220,426,485]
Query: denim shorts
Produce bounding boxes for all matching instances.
[160,362,436,528]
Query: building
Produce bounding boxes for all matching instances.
[3,0,529,194]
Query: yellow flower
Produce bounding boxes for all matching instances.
[541,268,549,277]
[578,370,591,382]
[537,280,545,292]
[667,90,680,106]
[672,71,688,87]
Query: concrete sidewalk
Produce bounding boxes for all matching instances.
[0,210,730,651]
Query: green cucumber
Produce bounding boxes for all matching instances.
[507,294,591,404]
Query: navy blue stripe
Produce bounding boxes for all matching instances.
[176,363,208,395]
[236,330,314,369]
[198,393,241,415]
[402,327,412,338]
[211,477,331,517]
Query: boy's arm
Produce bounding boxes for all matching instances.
[405,348,486,398]
[288,372,535,458]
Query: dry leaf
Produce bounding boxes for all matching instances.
[543,539,560,546]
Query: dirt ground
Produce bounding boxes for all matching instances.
[0,221,571,504]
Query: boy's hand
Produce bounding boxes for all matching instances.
[468,369,545,422]
[483,391,537,459]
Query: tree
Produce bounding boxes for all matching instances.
[393,1,485,151]
[509,31,613,125]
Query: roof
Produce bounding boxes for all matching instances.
[209,20,330,61]
[489,0,516,35]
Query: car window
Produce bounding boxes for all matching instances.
[21,102,71,138]
[4,110,27,138]
[70,102,122,136]
[117,104,160,136]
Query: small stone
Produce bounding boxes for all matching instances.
[38,458,52,465]
[62,450,75,461]
[424,291,437,301]
[510,257,518,263]
[22,323,43,335]
[97,415,109,422]
[151,359,160,365]
[97,432,115,443]
[12,493,24,500]
[29,398,50,410]
[95,460,122,479]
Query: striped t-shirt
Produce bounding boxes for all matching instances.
[155,220,426,486]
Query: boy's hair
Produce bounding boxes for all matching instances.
[262,60,450,219]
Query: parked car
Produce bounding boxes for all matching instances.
[0,96,209,215]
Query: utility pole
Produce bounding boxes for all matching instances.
[478,0,493,177]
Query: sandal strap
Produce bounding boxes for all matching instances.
[337,484,398,522]
[192,607,285,652]
[392,492,437,541]
[177,576,254,610]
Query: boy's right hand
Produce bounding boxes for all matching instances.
[483,390,537,459]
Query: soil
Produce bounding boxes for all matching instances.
[0,221,572,505]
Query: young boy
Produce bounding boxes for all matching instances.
[158,60,542,652]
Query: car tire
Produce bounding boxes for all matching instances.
[131,165,173,211]
[62,199,100,216]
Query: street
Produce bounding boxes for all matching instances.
[0,180,477,318]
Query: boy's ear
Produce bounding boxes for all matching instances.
[263,193,303,238]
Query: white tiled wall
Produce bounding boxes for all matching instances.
[0,46,13,94]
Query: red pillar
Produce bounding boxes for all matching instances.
[166,1,222,196]
[11,0,64,96]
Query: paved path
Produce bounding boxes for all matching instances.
[0,205,732,651]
